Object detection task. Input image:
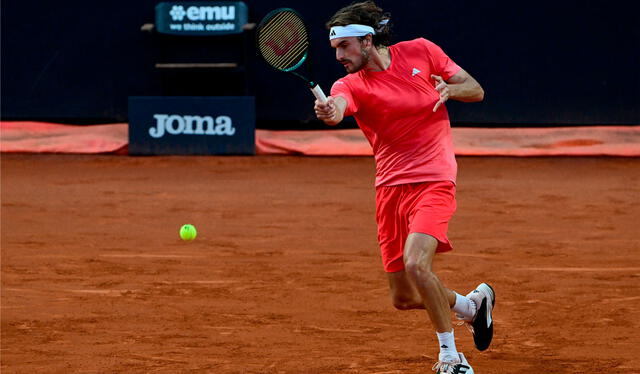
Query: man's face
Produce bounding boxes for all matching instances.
[330,36,369,74]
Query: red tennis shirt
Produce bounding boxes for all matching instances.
[331,38,461,186]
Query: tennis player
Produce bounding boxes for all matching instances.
[315,2,494,373]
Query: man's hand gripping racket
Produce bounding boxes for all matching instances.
[256,8,327,103]
[314,97,338,122]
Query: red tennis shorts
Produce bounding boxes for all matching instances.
[375,180,456,273]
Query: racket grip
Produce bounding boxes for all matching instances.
[310,84,327,103]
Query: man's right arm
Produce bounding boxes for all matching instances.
[314,96,347,126]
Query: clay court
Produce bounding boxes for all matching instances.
[2,154,639,373]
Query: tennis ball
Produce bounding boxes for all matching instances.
[180,224,197,241]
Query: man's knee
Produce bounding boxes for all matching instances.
[403,233,438,278]
[387,270,423,311]
[403,251,435,279]
[404,257,426,275]
[403,255,440,288]
[392,295,421,310]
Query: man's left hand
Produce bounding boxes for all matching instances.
[431,74,449,112]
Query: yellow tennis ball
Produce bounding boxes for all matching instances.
[180,224,197,241]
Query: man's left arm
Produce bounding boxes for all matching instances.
[431,69,484,112]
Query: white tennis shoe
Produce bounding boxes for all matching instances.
[432,352,474,374]
[460,283,495,351]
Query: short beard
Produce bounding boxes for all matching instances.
[361,47,369,61]
[349,47,370,73]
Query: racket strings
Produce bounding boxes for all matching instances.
[258,11,309,71]
[261,40,307,70]
[259,19,307,68]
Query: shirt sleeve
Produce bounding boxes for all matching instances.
[421,38,461,80]
[330,79,358,117]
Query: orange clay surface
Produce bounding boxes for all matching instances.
[2,155,639,373]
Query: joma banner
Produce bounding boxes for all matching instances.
[128,96,255,155]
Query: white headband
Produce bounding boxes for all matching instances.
[329,24,375,40]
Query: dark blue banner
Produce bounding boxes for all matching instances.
[128,96,255,155]
[155,1,248,35]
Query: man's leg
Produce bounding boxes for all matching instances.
[402,233,456,332]
[386,232,495,356]
[387,269,425,310]
[399,232,477,373]
[387,268,456,313]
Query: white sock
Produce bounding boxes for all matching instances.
[436,330,459,362]
[452,292,477,320]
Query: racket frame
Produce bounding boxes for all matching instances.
[256,8,327,102]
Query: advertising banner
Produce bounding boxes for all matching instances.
[155,1,248,35]
[128,96,255,155]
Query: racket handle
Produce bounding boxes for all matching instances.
[310,84,327,103]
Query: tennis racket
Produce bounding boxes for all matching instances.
[256,8,327,103]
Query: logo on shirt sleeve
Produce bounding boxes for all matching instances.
[411,67,421,77]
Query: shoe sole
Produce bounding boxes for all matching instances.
[436,364,474,374]
[457,353,474,374]
[434,353,474,374]
[472,283,495,351]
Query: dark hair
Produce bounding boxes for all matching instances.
[326,1,393,47]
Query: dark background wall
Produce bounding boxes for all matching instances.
[2,0,639,128]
